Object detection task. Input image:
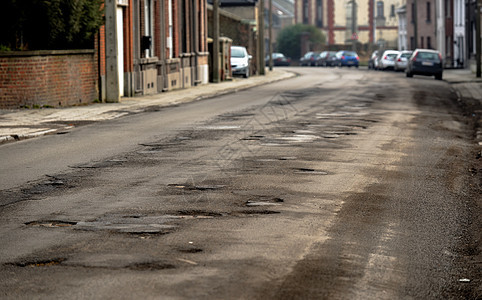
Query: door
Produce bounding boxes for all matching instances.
[117,7,124,97]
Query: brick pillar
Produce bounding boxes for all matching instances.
[327,0,335,45]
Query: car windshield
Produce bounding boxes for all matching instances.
[417,52,439,60]
[387,54,398,59]
[345,52,357,57]
[401,53,412,58]
[231,48,245,58]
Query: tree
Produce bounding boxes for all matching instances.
[0,0,104,51]
[276,24,325,60]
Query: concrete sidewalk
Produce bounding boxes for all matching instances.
[0,69,296,144]
[1,68,481,144]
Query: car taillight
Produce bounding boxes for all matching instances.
[356,56,359,61]
[412,52,418,62]
[341,56,345,60]
[384,56,388,60]
[398,58,401,62]
[438,53,442,61]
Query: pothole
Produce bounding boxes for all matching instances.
[279,157,297,160]
[168,184,226,191]
[294,168,329,175]
[197,125,241,130]
[128,262,176,271]
[236,210,281,215]
[70,160,125,169]
[10,258,66,268]
[25,220,77,227]
[178,248,204,253]
[246,201,282,207]
[242,135,265,141]
[246,196,284,207]
[176,210,226,218]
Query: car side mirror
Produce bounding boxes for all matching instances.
[248,55,252,60]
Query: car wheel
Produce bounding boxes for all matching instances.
[244,68,249,78]
[406,71,413,78]
[435,73,442,80]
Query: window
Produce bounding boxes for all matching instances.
[390,4,395,17]
[426,2,431,22]
[316,0,323,27]
[427,36,431,49]
[377,1,384,17]
[410,36,415,49]
[303,0,309,24]
[376,1,386,26]
[421,36,424,48]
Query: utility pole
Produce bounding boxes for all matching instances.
[373,0,376,50]
[213,0,220,83]
[414,0,418,49]
[351,0,357,52]
[259,0,266,75]
[105,0,119,103]
[268,0,273,71]
[477,0,481,77]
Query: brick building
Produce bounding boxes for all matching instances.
[406,0,436,50]
[101,0,210,101]
[294,0,401,49]
[0,0,210,108]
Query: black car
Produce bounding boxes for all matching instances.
[406,49,443,80]
[299,51,320,66]
[265,53,291,66]
[315,51,338,67]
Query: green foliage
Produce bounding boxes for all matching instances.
[276,24,325,60]
[0,0,104,50]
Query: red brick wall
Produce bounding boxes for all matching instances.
[0,50,98,108]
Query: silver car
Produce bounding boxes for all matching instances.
[378,50,400,70]
[394,51,413,72]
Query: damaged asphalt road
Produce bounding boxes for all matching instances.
[0,67,480,299]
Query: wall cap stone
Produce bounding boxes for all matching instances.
[0,49,95,58]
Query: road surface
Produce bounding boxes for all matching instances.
[0,67,480,299]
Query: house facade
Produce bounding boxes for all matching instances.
[294,0,401,49]
[405,0,436,50]
[399,0,467,68]
[101,0,210,102]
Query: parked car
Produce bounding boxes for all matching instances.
[335,50,359,68]
[378,50,400,70]
[265,52,291,66]
[406,49,443,80]
[315,51,338,67]
[368,50,379,69]
[231,46,251,78]
[394,51,413,71]
[300,51,320,66]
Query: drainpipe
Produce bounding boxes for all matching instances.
[259,0,266,75]
[477,0,481,77]
[213,0,220,83]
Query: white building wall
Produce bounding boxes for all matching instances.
[454,0,465,67]
[397,7,407,50]
[436,0,445,55]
